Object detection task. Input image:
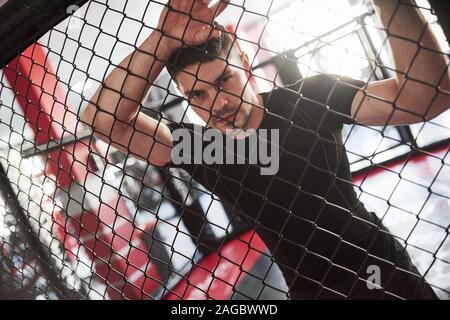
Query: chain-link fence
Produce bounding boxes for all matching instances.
[0,0,449,300]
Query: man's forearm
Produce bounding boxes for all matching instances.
[372,0,449,115]
[373,0,446,83]
[83,30,179,129]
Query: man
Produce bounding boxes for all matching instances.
[82,0,449,299]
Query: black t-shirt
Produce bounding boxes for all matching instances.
[165,74,409,293]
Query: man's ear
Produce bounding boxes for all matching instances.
[240,51,257,86]
[240,51,250,74]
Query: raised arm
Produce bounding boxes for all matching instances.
[82,30,176,166]
[351,0,450,126]
[82,0,227,165]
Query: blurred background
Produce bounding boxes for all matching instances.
[0,0,449,299]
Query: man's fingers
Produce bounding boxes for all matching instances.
[211,28,221,38]
[193,25,210,43]
[193,24,221,44]
[200,0,229,17]
[211,0,229,17]
[203,0,219,8]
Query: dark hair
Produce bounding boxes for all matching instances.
[166,24,234,79]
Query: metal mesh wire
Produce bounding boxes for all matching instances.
[0,0,449,300]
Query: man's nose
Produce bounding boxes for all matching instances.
[212,95,229,114]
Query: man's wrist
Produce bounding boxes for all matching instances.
[161,34,183,53]
[139,30,181,66]
[153,28,182,53]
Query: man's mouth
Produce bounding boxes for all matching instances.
[214,112,236,125]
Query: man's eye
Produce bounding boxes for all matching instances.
[221,74,231,85]
[190,91,204,100]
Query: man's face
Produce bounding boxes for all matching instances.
[175,52,259,132]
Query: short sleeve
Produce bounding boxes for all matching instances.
[294,74,366,130]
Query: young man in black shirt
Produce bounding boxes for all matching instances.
[83,0,449,299]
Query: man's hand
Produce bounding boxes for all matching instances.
[157,0,229,46]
